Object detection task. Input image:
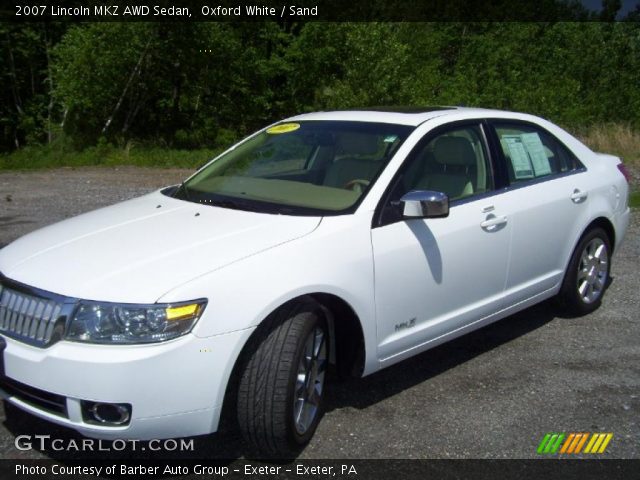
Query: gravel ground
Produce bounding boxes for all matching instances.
[0,167,638,460]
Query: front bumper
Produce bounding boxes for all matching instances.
[0,327,254,440]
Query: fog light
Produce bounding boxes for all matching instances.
[81,401,131,426]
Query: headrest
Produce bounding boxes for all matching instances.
[433,136,476,166]
[336,132,380,156]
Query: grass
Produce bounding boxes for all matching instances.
[576,123,640,169]
[0,140,220,170]
[575,123,640,207]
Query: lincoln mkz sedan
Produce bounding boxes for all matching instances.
[0,107,631,454]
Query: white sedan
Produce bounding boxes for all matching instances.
[0,107,631,455]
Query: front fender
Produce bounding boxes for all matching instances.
[157,213,380,376]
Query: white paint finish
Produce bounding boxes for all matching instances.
[372,197,512,360]
[1,328,252,439]
[285,108,457,126]
[0,107,631,440]
[0,191,320,303]
[498,172,591,301]
[159,212,381,375]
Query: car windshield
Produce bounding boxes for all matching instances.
[171,121,414,215]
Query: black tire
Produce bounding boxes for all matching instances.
[237,300,329,456]
[557,227,611,316]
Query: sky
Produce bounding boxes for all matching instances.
[580,0,639,17]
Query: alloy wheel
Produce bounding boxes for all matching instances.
[293,326,327,435]
[577,237,608,304]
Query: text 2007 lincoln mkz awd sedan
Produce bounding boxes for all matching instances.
[0,107,630,454]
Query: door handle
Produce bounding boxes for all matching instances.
[570,189,588,203]
[480,215,508,229]
[481,205,495,213]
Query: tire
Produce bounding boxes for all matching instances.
[557,227,611,316]
[237,300,329,456]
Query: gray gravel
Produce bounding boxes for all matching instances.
[0,167,638,460]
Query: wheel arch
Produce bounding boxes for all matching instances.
[218,292,367,432]
[565,216,616,270]
[583,217,616,254]
[560,215,616,291]
[557,215,614,315]
[309,292,366,378]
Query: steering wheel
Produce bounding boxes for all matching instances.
[343,179,370,193]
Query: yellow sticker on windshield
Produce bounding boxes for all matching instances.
[266,123,300,134]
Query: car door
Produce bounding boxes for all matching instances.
[371,122,512,365]
[486,120,589,304]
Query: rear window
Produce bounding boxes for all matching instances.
[494,123,580,183]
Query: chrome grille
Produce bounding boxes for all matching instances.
[0,284,66,347]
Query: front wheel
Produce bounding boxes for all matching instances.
[558,227,611,316]
[237,301,328,456]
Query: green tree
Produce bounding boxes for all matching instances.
[0,22,66,150]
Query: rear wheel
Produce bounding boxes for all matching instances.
[237,301,328,456]
[558,227,611,315]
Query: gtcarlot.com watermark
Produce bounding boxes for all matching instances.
[15,434,194,452]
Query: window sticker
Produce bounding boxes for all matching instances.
[266,123,300,134]
[502,135,534,179]
[383,134,399,143]
[520,132,552,176]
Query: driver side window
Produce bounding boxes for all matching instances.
[401,124,494,202]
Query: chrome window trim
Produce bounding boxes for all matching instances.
[485,117,588,175]
[449,167,588,208]
[373,119,498,228]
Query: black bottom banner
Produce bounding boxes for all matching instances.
[3,459,640,480]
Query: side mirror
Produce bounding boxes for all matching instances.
[399,190,449,219]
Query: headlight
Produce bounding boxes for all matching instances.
[65,299,207,344]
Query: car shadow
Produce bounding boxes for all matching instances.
[323,298,558,411]
[1,299,560,463]
[406,220,443,284]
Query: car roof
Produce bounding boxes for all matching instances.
[286,106,511,126]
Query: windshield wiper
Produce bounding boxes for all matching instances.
[208,198,262,212]
[175,181,192,201]
[175,189,288,214]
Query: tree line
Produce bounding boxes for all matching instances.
[1,19,639,153]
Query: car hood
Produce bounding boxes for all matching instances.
[0,190,321,303]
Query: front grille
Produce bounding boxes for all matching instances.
[0,375,68,417]
[0,283,68,347]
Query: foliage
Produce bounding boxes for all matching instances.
[0,135,217,170]
[577,123,640,167]
[1,18,640,166]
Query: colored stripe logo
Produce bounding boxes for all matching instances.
[537,433,613,454]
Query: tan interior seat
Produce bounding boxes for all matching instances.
[323,132,381,188]
[414,136,476,199]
